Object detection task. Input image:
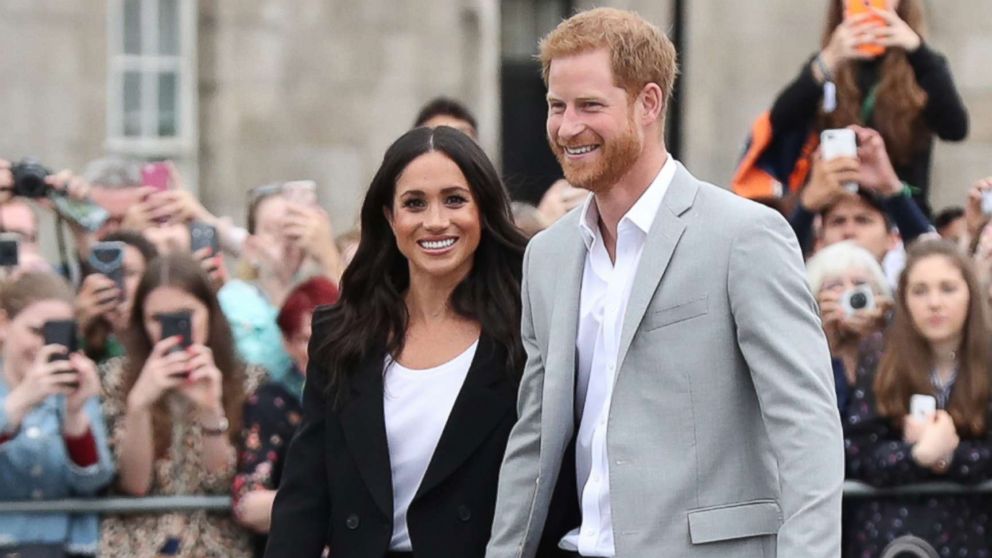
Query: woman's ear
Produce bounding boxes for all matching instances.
[383,206,395,233]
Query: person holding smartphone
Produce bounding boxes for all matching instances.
[770,0,968,217]
[218,181,341,386]
[0,272,114,557]
[844,239,992,555]
[76,231,158,364]
[789,125,933,260]
[98,254,266,558]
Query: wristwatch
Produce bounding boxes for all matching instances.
[198,414,230,437]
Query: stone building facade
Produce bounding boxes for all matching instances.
[1,0,989,242]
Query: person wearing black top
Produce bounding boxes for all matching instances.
[771,0,968,218]
[844,240,992,556]
[265,126,527,558]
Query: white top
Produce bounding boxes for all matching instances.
[559,155,676,556]
[383,339,478,551]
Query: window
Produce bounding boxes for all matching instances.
[107,0,196,158]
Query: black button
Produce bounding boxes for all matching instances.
[457,505,471,522]
[346,514,360,529]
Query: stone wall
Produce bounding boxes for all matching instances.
[197,0,499,233]
[0,0,988,238]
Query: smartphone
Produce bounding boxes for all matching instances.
[189,221,220,254]
[910,394,937,419]
[981,191,992,216]
[844,0,887,57]
[158,310,193,358]
[282,180,317,206]
[820,128,859,192]
[42,319,80,389]
[0,235,18,267]
[141,162,172,192]
[158,537,181,556]
[89,241,126,299]
[51,195,110,233]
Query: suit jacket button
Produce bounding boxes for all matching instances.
[346,514,360,529]
[457,505,471,522]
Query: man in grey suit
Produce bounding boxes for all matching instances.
[487,7,844,558]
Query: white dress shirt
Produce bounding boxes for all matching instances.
[559,155,676,556]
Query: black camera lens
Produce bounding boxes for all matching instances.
[849,292,868,310]
[11,158,52,199]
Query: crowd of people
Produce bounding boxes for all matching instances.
[0,1,988,557]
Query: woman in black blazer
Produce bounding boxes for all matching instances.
[265,126,527,558]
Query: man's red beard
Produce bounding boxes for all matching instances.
[549,113,642,194]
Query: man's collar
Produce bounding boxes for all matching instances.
[577,153,676,248]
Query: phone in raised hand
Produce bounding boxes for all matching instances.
[42,319,79,389]
[141,162,172,192]
[89,241,126,300]
[843,0,888,58]
[820,128,859,193]
[910,394,937,419]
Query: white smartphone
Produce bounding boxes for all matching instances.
[910,394,937,419]
[820,128,858,192]
[981,191,992,215]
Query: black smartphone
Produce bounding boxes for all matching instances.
[42,319,79,388]
[158,310,193,353]
[0,236,18,267]
[158,537,181,556]
[89,241,126,299]
[189,221,219,254]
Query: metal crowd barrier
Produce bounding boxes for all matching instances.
[3,480,992,514]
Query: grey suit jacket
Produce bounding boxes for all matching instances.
[487,163,843,558]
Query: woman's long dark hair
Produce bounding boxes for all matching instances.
[121,254,246,457]
[820,0,929,165]
[875,240,992,436]
[314,126,527,404]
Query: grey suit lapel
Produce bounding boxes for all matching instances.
[546,223,586,428]
[615,163,698,376]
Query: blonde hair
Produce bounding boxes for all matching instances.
[0,272,74,319]
[539,7,679,103]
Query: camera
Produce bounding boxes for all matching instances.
[841,285,875,316]
[10,157,52,198]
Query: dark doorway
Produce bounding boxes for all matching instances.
[500,60,561,204]
[498,1,686,204]
[499,0,572,204]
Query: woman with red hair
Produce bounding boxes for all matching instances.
[232,277,339,556]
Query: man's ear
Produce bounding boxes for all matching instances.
[637,83,665,125]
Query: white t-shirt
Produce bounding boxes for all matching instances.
[383,339,478,551]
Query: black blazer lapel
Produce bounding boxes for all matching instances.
[414,334,515,499]
[338,355,394,519]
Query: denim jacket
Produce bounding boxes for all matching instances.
[0,376,115,555]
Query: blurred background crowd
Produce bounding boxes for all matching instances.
[1,1,991,557]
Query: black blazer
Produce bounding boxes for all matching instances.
[265,322,519,558]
